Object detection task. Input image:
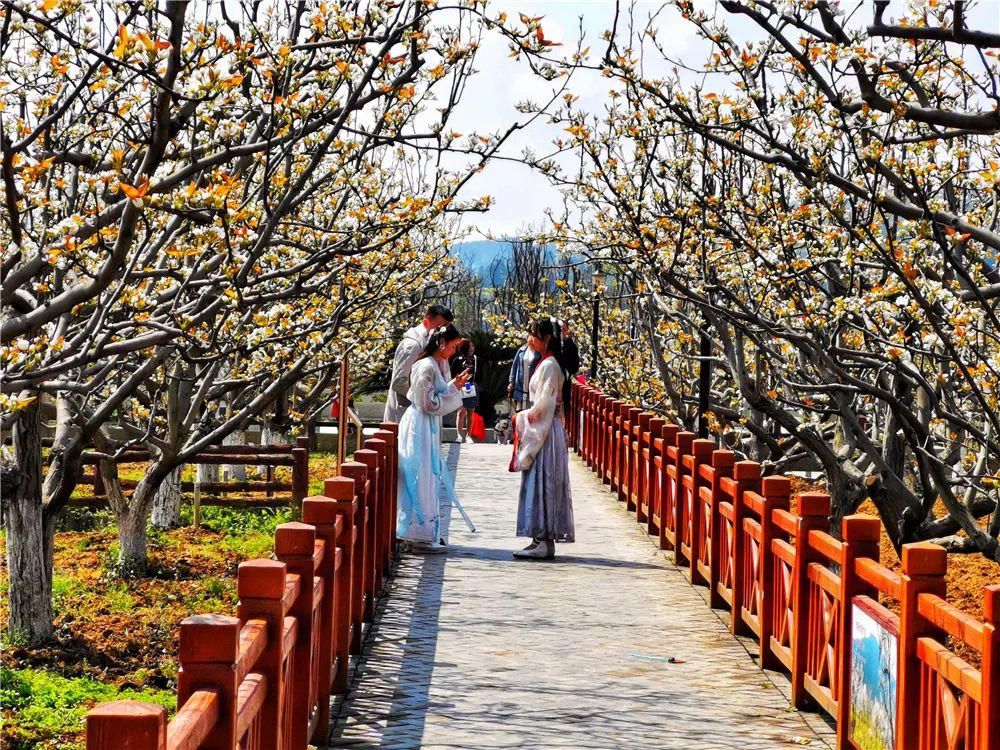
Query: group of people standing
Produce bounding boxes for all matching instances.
[384,305,577,560]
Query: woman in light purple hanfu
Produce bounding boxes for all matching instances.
[511,317,575,560]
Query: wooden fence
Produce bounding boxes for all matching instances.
[64,438,310,509]
[570,381,999,750]
[84,423,399,749]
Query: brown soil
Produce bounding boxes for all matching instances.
[1,527,241,685]
[783,476,997,669]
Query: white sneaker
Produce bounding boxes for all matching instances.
[465,436,474,444]
[513,539,554,560]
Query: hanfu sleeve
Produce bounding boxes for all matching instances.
[513,359,562,470]
[408,360,464,416]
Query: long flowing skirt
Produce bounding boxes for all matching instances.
[516,417,575,542]
[396,407,444,544]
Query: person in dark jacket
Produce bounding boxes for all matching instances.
[560,321,580,408]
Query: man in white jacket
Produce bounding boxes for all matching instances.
[384,305,454,423]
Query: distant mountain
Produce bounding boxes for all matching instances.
[452,240,513,279]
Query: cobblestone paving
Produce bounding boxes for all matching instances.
[326,444,836,749]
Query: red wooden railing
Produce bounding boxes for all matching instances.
[569,381,1000,750]
[84,422,400,750]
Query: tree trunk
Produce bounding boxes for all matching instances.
[5,399,55,644]
[222,430,247,481]
[117,505,149,576]
[102,458,154,577]
[259,421,289,475]
[151,466,183,529]
[197,462,219,483]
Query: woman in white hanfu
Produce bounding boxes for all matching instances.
[397,324,470,554]
[511,317,575,560]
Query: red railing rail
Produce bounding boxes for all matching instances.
[571,380,1000,750]
[84,425,399,750]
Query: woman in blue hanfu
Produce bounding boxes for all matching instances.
[511,317,575,560]
[397,324,471,554]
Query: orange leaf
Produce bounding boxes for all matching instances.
[120,176,150,200]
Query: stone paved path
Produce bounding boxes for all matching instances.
[326,444,836,749]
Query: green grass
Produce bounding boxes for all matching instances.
[1,667,175,749]
[51,575,86,613]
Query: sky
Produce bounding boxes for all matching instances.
[448,0,710,240]
[445,0,1000,241]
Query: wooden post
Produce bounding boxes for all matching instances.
[687,438,715,585]
[338,461,368,651]
[835,514,881,748]
[374,427,397,570]
[671,432,695,564]
[300,497,340,736]
[635,413,652,522]
[86,701,166,750]
[624,408,641,511]
[363,437,389,591]
[982,585,1000,750]
[322,477,358,689]
[275,522,318,750]
[729,461,761,636]
[601,396,614,484]
[897,541,947,750]
[758,476,791,671]
[707,449,734,610]
[355,446,382,614]
[236,559,288,750]
[378,422,400,557]
[657,424,680,552]
[790,492,831,709]
[193,479,201,529]
[645,417,665,535]
[612,402,626,498]
[177,614,241,749]
[291,446,309,507]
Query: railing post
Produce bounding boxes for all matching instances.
[323,477,359,687]
[362,438,389,594]
[982,585,1000,750]
[835,515,881,749]
[86,701,166,750]
[644,417,665,535]
[635,413,652,522]
[790,492,830,709]
[177,614,240,749]
[729,461,761,635]
[300,497,340,737]
[657,424,679,551]
[374,428,397,572]
[625,407,641,511]
[236,559,288,750]
[291,445,309,507]
[355,446,382,616]
[338,461,369,650]
[671,432,695,565]
[758,476,790,671]
[613,402,627,498]
[707,449,734,609]
[378,422,401,559]
[601,396,614,484]
[593,390,603,474]
[687,438,715,585]
[897,541,947,750]
[275,522,318,750]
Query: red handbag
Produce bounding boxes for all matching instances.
[508,418,520,472]
[470,411,487,441]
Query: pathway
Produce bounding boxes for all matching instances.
[326,444,836,749]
